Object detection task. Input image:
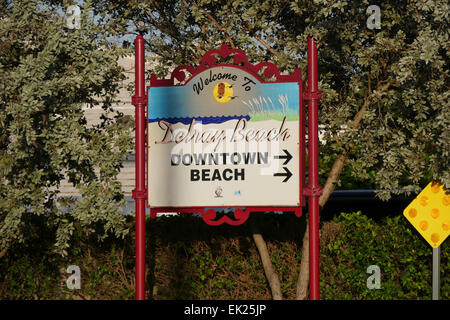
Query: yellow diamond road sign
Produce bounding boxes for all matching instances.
[403,181,450,248]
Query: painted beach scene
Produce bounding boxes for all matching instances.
[148,67,300,126]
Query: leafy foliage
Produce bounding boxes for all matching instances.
[0,0,134,256]
[1,213,448,299]
[90,0,449,196]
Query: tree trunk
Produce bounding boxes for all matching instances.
[295,222,309,299]
[319,154,347,207]
[0,248,7,259]
[251,222,283,300]
[295,154,347,299]
[294,82,392,299]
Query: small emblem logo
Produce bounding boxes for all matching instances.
[213,82,233,103]
[215,186,223,198]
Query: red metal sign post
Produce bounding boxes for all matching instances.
[132,34,146,300]
[132,35,321,300]
[305,37,322,300]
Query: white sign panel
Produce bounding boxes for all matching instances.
[148,67,300,207]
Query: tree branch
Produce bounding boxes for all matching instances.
[188,0,235,48]
[152,0,174,31]
[320,81,392,206]
[245,21,281,58]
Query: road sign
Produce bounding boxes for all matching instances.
[403,181,450,248]
[148,65,302,207]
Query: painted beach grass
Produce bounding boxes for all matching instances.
[241,94,299,122]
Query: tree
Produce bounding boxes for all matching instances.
[0,0,134,257]
[56,0,450,298]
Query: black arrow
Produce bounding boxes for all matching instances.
[273,167,293,182]
[274,149,292,165]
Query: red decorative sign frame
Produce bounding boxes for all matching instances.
[132,35,322,300]
[147,43,305,226]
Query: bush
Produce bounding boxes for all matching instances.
[321,211,449,300]
[0,0,133,257]
[0,211,448,299]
